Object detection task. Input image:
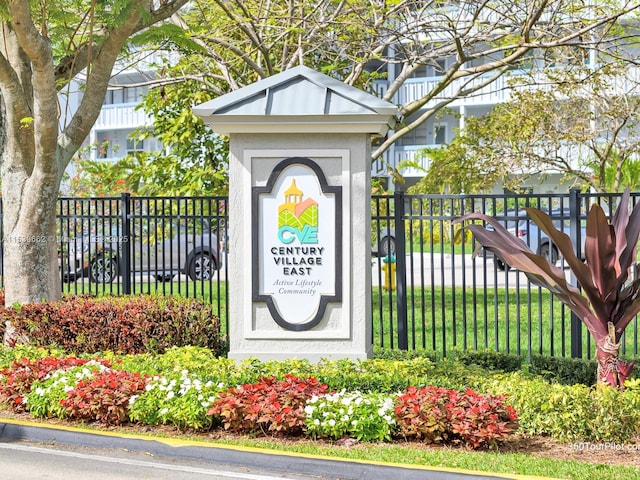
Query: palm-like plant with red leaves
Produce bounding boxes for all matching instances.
[455,190,640,388]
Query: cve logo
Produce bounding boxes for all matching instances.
[277,178,319,245]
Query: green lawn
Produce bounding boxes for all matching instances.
[63,279,639,363]
[207,436,640,480]
[373,286,639,361]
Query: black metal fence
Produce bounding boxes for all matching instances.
[372,189,640,360]
[2,191,638,360]
[55,194,229,326]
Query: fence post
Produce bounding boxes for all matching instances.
[393,190,408,350]
[120,193,131,295]
[569,188,582,358]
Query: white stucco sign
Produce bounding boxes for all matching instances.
[252,157,342,331]
[194,65,396,360]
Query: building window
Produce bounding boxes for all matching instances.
[103,89,124,105]
[127,139,144,154]
[434,125,446,144]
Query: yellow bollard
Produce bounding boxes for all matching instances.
[381,254,396,291]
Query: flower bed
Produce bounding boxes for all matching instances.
[1,346,639,447]
[0,353,516,450]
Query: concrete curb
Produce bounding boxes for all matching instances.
[0,418,558,480]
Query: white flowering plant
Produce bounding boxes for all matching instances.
[26,360,108,419]
[127,369,226,429]
[304,390,397,442]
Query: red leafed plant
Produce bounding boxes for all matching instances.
[448,389,518,449]
[207,375,329,435]
[0,357,92,412]
[394,386,455,444]
[455,189,640,388]
[394,386,517,449]
[0,295,225,356]
[395,387,517,449]
[60,370,149,425]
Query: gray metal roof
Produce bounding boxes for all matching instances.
[193,66,397,134]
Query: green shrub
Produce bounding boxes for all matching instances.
[310,357,437,393]
[453,350,523,373]
[0,344,66,369]
[140,346,226,375]
[227,357,439,393]
[420,358,505,391]
[487,372,640,442]
[0,295,226,356]
[373,348,438,362]
[528,355,597,386]
[590,385,640,442]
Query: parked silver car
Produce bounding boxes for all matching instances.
[61,219,224,283]
[490,209,586,270]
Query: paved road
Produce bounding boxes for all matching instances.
[0,441,325,480]
[371,252,577,288]
[371,253,533,288]
[0,420,527,480]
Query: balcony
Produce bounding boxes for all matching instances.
[376,65,640,110]
[374,70,536,108]
[392,145,435,177]
[94,103,151,131]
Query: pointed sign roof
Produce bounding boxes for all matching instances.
[192,66,397,135]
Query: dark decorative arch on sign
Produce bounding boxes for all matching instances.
[252,157,342,331]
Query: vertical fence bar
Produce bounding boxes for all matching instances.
[394,190,408,350]
[439,197,447,357]
[569,188,582,358]
[120,192,131,295]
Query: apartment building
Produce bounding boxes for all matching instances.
[62,51,168,184]
[67,5,634,196]
[371,62,573,194]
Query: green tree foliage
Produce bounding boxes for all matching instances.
[84,0,638,193]
[70,79,228,196]
[445,63,640,193]
[404,117,507,194]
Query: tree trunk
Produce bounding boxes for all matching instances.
[2,144,62,306]
[596,322,635,388]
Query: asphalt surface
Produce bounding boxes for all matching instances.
[0,418,559,480]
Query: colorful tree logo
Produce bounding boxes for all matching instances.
[277,179,319,244]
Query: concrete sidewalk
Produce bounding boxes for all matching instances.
[0,418,558,480]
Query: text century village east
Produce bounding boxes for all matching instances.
[271,246,325,276]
